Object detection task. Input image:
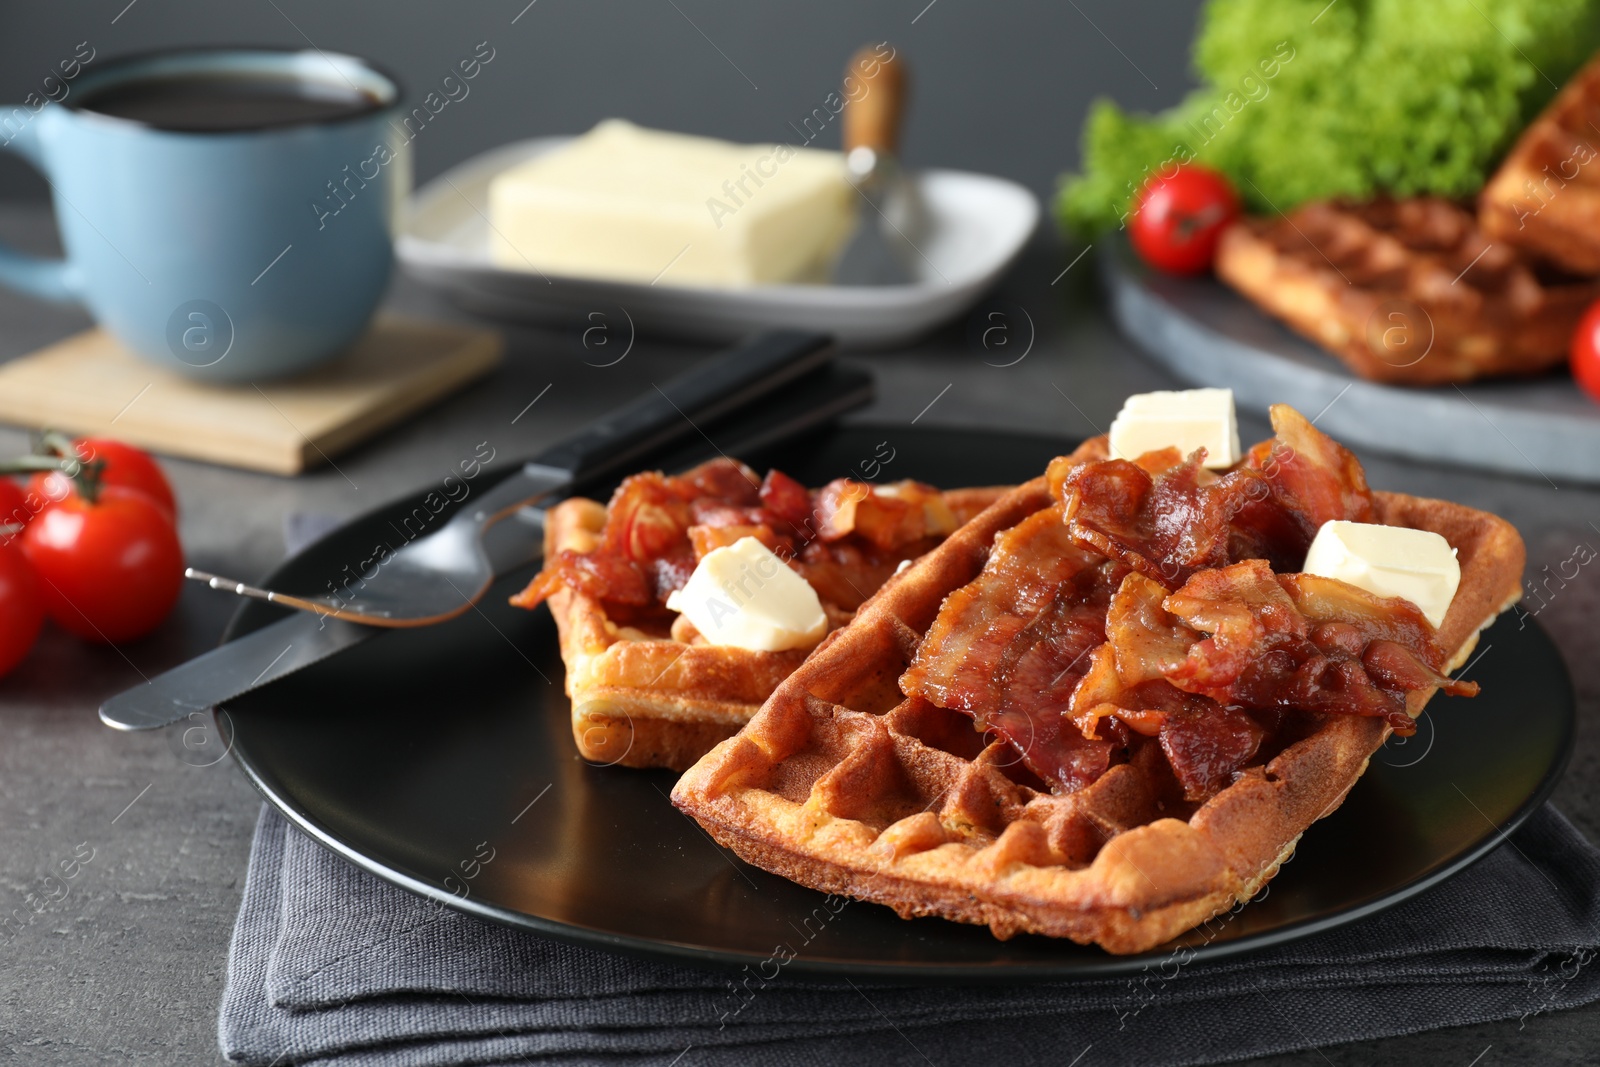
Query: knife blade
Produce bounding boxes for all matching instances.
[99,363,874,730]
[101,613,374,731]
[98,499,551,733]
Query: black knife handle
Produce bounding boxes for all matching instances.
[665,364,873,473]
[529,330,836,483]
[477,365,874,576]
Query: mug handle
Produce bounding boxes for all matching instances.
[0,106,82,305]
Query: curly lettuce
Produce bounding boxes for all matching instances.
[1057,0,1600,236]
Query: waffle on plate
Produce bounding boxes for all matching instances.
[512,458,1005,771]
[1215,196,1600,385]
[673,407,1524,954]
[1480,51,1600,274]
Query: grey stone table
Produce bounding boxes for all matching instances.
[0,203,1596,1065]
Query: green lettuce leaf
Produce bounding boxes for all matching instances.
[1057,0,1600,236]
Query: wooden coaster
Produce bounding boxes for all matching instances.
[0,315,502,475]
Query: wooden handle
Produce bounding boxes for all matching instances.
[841,43,906,156]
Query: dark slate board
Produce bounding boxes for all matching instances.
[1100,236,1600,486]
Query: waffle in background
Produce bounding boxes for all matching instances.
[1481,52,1600,275]
[1215,198,1600,385]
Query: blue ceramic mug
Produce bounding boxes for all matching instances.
[0,48,407,382]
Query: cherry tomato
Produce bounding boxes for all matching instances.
[0,478,27,534]
[27,438,177,521]
[0,541,42,677]
[1129,164,1241,275]
[21,485,183,644]
[1572,298,1600,403]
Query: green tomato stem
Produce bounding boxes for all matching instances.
[37,429,78,459]
[0,456,79,474]
[0,454,106,504]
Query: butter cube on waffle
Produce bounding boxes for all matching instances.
[1215,197,1600,384]
[673,433,1525,954]
[1481,52,1600,274]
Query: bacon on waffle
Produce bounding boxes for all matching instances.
[1215,197,1600,384]
[512,458,1006,771]
[1480,52,1600,274]
[672,408,1524,953]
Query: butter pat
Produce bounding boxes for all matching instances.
[487,120,856,286]
[1108,388,1241,469]
[1303,520,1460,628]
[664,537,827,651]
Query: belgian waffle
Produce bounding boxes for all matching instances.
[672,433,1524,954]
[1215,197,1600,384]
[1481,52,1600,274]
[540,487,1005,773]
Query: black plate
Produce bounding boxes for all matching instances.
[220,425,1574,978]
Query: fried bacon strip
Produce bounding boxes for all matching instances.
[1159,705,1267,802]
[1066,577,1269,801]
[511,459,959,614]
[1061,451,1273,586]
[1063,559,1471,797]
[813,478,959,549]
[1095,561,1474,738]
[1060,405,1376,587]
[1244,404,1375,535]
[900,505,1123,792]
[512,459,758,611]
[903,405,1461,803]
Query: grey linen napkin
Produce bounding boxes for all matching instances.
[219,802,1600,1067]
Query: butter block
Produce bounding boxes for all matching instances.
[1108,388,1241,469]
[1302,520,1460,628]
[665,537,827,651]
[487,119,856,286]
